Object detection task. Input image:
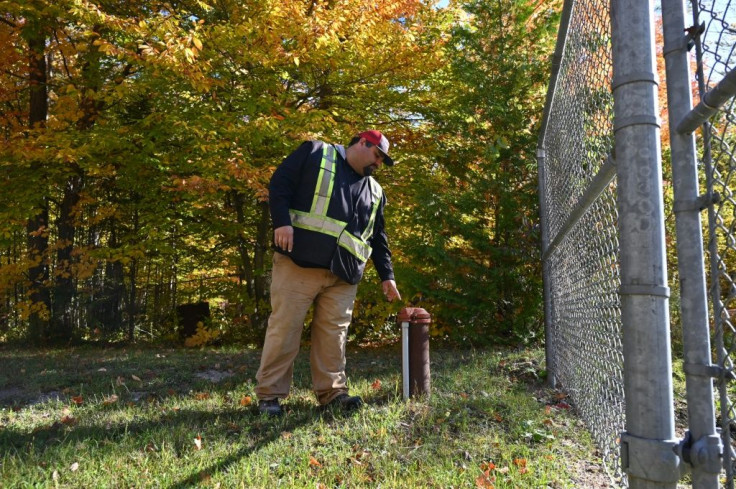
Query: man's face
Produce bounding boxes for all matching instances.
[358,139,385,176]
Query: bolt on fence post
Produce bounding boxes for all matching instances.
[611,0,682,487]
[661,0,722,487]
[397,307,431,399]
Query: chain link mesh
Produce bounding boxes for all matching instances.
[693,0,736,485]
[540,0,623,484]
[543,0,736,486]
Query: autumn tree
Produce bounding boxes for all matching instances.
[389,0,560,345]
[0,0,452,343]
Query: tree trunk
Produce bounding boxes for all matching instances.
[253,201,271,329]
[25,28,50,343]
[128,259,137,341]
[51,174,82,342]
[231,190,255,298]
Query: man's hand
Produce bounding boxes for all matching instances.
[274,225,294,252]
[382,280,401,303]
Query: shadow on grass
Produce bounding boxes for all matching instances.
[0,345,410,485]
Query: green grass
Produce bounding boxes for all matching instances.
[0,345,605,488]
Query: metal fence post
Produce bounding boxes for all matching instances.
[537,148,556,388]
[661,0,723,487]
[611,0,682,487]
[536,0,573,390]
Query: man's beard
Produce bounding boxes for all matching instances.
[363,165,376,177]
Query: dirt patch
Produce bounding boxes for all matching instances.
[0,387,26,404]
[195,369,235,382]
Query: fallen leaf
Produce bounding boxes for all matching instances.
[194,392,211,401]
[71,395,83,406]
[240,396,252,406]
[116,376,125,386]
[371,379,382,390]
[97,368,107,372]
[53,470,59,481]
[194,435,202,450]
[103,394,119,406]
[60,415,77,425]
[131,375,142,382]
[475,474,495,488]
[281,432,292,440]
[70,462,79,472]
[513,458,527,468]
[480,461,496,474]
[309,456,322,467]
[459,392,469,399]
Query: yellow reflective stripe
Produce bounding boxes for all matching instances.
[338,232,372,262]
[290,210,345,237]
[311,145,336,216]
[361,177,383,241]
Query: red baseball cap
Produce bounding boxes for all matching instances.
[358,130,395,166]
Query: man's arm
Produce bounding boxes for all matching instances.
[371,194,401,302]
[269,141,314,252]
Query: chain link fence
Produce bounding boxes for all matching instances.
[540,0,735,487]
[538,0,625,483]
[694,0,736,485]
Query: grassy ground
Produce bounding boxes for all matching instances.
[0,344,610,488]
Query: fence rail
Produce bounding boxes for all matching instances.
[538,0,736,487]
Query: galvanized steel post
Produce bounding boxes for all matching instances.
[661,0,723,486]
[611,0,681,487]
[398,307,431,398]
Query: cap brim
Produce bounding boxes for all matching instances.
[378,149,395,166]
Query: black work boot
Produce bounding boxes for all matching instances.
[326,393,363,412]
[258,398,283,417]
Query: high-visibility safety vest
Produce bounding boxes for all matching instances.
[289,144,383,263]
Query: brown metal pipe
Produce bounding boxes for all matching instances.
[398,307,431,397]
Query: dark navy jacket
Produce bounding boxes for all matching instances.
[269,140,394,285]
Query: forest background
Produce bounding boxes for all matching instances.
[0,0,562,347]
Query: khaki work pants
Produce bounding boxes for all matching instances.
[255,253,358,405]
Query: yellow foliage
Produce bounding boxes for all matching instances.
[184,321,220,347]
